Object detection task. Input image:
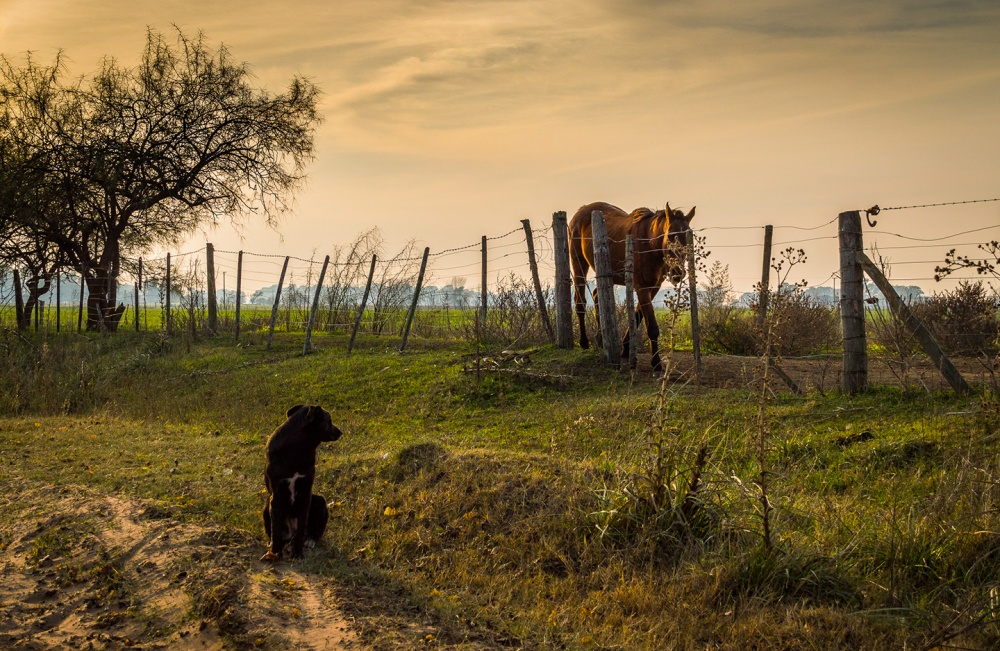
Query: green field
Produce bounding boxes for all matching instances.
[1,328,999,649]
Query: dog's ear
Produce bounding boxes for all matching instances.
[286,405,306,419]
[305,405,326,423]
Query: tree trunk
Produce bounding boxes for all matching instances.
[85,267,124,332]
[19,272,52,331]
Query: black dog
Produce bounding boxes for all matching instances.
[261,405,342,561]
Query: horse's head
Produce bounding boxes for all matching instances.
[662,202,696,284]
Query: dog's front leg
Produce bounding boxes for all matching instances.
[288,474,315,558]
[261,497,287,562]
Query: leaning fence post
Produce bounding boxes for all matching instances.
[858,252,970,395]
[839,210,867,394]
[303,255,330,355]
[400,247,430,352]
[687,229,702,380]
[349,254,377,354]
[234,251,243,342]
[551,211,574,349]
[759,225,773,328]
[206,243,217,334]
[591,210,621,366]
[521,219,555,342]
[625,235,637,371]
[266,256,290,350]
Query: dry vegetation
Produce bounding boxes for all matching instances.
[1,265,999,650]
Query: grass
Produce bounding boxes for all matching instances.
[2,327,1000,648]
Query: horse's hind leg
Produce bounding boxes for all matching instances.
[622,306,644,359]
[637,290,662,375]
[591,286,603,349]
[574,277,590,349]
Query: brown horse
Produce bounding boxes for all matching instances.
[569,201,696,373]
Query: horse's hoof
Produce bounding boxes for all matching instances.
[580,341,590,350]
[260,551,279,563]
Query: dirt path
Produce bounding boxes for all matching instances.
[0,486,358,650]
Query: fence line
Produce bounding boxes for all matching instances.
[2,203,997,371]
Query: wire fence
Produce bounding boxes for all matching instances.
[1,201,997,363]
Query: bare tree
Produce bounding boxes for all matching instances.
[0,29,321,331]
[323,228,380,332]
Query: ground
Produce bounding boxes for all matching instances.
[1,336,997,650]
[0,485,356,651]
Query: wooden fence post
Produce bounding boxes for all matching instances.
[521,219,555,342]
[759,225,773,327]
[839,211,867,394]
[266,256,290,350]
[400,247,430,352]
[625,235,637,371]
[858,252,970,395]
[687,229,702,380]
[349,254,377,353]
[234,251,243,342]
[165,253,172,335]
[303,255,330,355]
[591,210,621,366]
[13,269,24,329]
[480,236,488,328]
[55,271,61,332]
[78,267,86,333]
[206,243,217,334]
[551,211,573,349]
[137,258,143,332]
[133,282,139,332]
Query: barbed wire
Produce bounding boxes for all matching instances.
[872,197,1000,212]
[871,223,1000,243]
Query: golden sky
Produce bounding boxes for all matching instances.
[2,0,998,292]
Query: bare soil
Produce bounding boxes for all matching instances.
[637,350,995,394]
[0,486,357,650]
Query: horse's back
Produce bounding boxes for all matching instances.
[570,202,629,234]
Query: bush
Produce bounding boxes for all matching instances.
[701,289,839,357]
[700,262,758,356]
[912,281,999,357]
[466,272,551,348]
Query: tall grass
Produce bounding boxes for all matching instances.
[2,328,1000,648]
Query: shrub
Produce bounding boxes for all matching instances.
[700,262,757,355]
[912,280,999,357]
[466,272,551,348]
[701,287,839,357]
[766,285,840,357]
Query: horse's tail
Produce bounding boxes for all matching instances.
[567,210,591,300]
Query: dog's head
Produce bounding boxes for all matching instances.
[285,405,343,443]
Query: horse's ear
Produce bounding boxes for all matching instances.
[665,202,672,215]
[686,206,696,222]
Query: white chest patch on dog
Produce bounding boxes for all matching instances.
[284,472,307,505]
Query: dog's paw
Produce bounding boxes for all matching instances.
[260,550,279,563]
[304,539,316,550]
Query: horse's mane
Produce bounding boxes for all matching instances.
[629,207,666,225]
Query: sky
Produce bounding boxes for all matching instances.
[1,0,999,293]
